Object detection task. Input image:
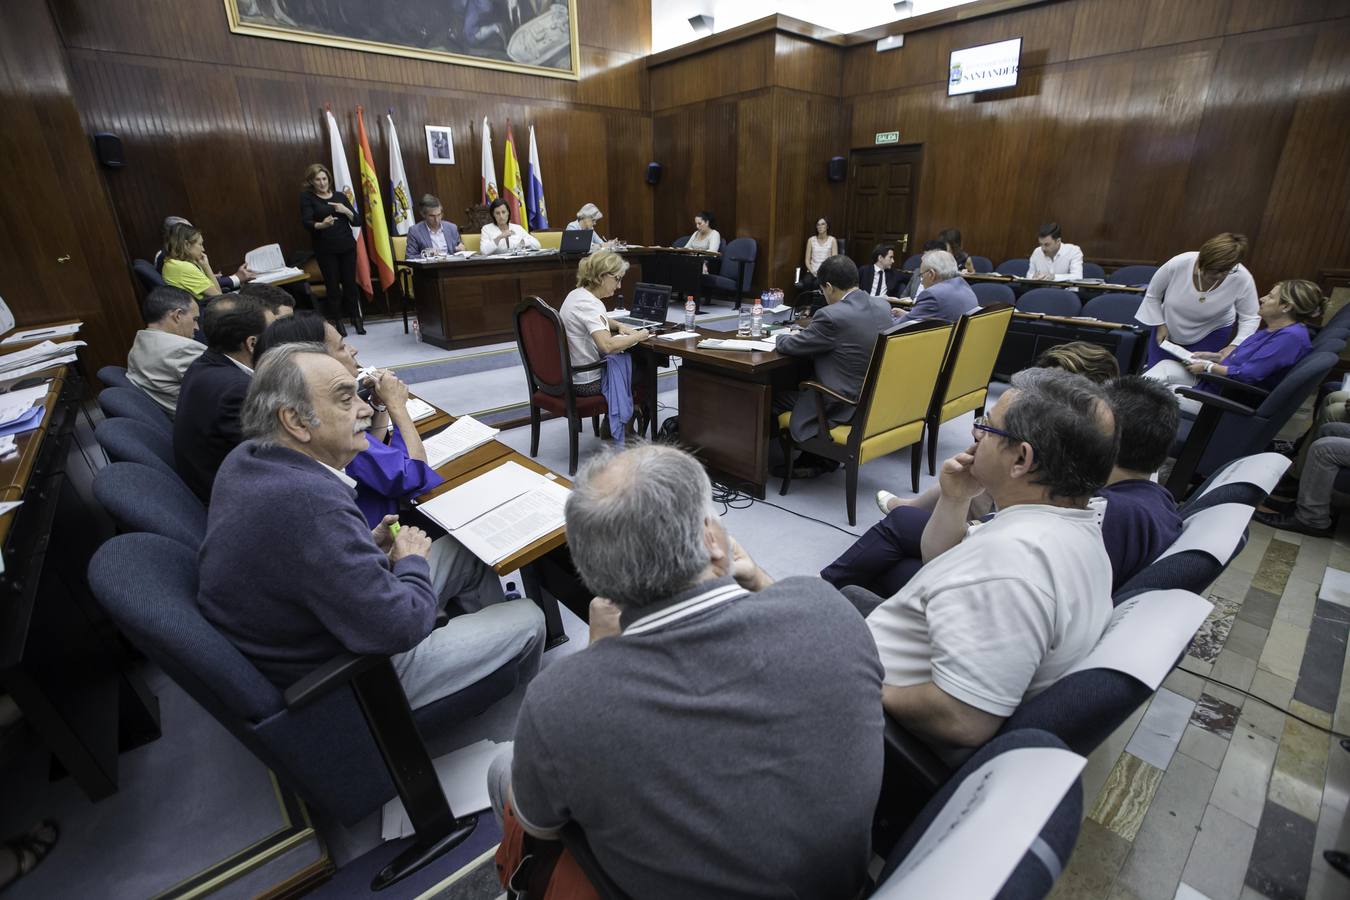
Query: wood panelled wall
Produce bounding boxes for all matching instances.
[50,0,656,279]
[651,32,848,294]
[842,0,1350,287]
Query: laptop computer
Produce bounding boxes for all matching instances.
[559,228,594,255]
[612,282,673,331]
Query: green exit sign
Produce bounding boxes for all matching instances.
[875,131,900,144]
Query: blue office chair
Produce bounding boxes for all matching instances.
[873,730,1083,899]
[970,255,993,274]
[1017,288,1082,317]
[1108,264,1158,286]
[902,254,922,271]
[996,258,1030,278]
[972,282,1016,308]
[88,533,537,889]
[97,386,172,435]
[93,462,206,550]
[670,235,689,248]
[1081,292,1141,323]
[1177,452,1290,518]
[94,418,177,477]
[700,237,757,308]
[97,365,134,391]
[1082,262,1106,280]
[133,259,166,295]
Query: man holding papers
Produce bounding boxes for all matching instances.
[197,344,544,709]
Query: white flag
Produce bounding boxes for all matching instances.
[480,116,499,204]
[325,109,362,243]
[385,114,415,236]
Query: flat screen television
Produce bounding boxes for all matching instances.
[948,37,1022,96]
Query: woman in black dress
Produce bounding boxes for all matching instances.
[300,163,365,335]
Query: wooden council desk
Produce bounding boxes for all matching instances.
[901,271,1147,294]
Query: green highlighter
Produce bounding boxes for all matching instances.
[388,522,401,538]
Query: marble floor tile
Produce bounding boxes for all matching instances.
[1230,529,1275,576]
[1223,619,1269,661]
[1269,717,1330,822]
[1208,567,1256,606]
[1320,732,1350,818]
[1251,539,1300,594]
[1178,723,1231,771]
[1293,600,1350,715]
[1257,620,1311,683]
[1238,886,1271,900]
[1127,689,1197,770]
[1190,614,1236,663]
[1291,699,1333,731]
[1176,885,1217,900]
[1320,567,1350,608]
[1191,692,1243,739]
[1048,819,1133,900]
[1275,576,1321,628]
[1304,868,1348,900]
[1082,705,1150,819]
[1236,587,1280,630]
[1181,804,1259,900]
[1211,724,1280,827]
[1245,800,1317,900]
[1090,753,1166,842]
[1249,669,1295,711]
[1209,649,1258,692]
[1183,655,1214,677]
[1336,650,1350,735]
[1113,753,1219,900]
[1290,537,1332,584]
[1162,668,1206,702]
[1273,529,1305,546]
[1237,696,1288,744]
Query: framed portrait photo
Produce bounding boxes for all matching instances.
[425,126,455,165]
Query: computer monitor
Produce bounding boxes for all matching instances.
[560,229,594,255]
[631,283,672,322]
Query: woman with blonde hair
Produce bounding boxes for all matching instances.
[299,162,363,335]
[1033,341,1120,384]
[1135,232,1259,368]
[558,250,649,396]
[161,223,222,299]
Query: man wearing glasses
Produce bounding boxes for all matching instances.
[864,368,1118,760]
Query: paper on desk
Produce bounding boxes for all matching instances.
[2,323,82,345]
[380,739,510,841]
[0,355,77,382]
[244,243,286,272]
[453,480,569,565]
[1158,340,1196,365]
[698,339,776,352]
[0,501,21,518]
[1158,502,1251,563]
[422,415,500,470]
[654,330,699,341]
[419,459,537,529]
[0,296,13,338]
[0,405,44,437]
[876,747,1085,899]
[406,397,437,422]
[1201,453,1289,497]
[251,267,305,284]
[1064,589,1212,688]
[0,340,85,372]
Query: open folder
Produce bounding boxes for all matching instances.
[244,243,305,284]
[417,460,569,565]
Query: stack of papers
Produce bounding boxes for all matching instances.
[0,382,51,441]
[698,338,777,352]
[0,340,85,380]
[406,397,437,422]
[1,323,82,345]
[654,330,699,341]
[418,460,568,565]
[380,739,510,841]
[245,244,304,284]
[1158,340,1197,365]
[422,415,500,468]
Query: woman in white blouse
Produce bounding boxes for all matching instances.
[565,202,613,250]
[803,216,837,279]
[559,250,649,396]
[685,211,721,252]
[479,198,540,255]
[1135,232,1260,369]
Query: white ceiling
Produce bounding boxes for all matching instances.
[651,0,984,53]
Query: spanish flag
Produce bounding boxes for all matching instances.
[356,106,395,292]
[503,120,527,233]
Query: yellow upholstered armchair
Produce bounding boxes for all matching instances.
[921,304,1014,475]
[778,318,955,525]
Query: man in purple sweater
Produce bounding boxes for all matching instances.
[197,343,545,707]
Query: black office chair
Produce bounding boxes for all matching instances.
[1082,262,1106,280]
[1080,292,1141,324]
[1109,264,1158,287]
[671,235,689,248]
[969,255,993,274]
[700,238,757,308]
[1016,288,1082,317]
[1114,502,1252,597]
[133,259,165,295]
[1176,452,1290,518]
[996,258,1030,278]
[972,282,1016,308]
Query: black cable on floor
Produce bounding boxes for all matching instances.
[1175,664,1350,741]
[711,479,864,538]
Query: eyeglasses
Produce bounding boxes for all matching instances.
[972,415,1024,445]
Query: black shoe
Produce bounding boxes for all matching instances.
[354,319,367,335]
[1253,509,1334,537]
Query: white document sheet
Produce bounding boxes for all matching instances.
[418,460,538,530]
[0,340,85,373]
[251,267,305,284]
[1158,340,1196,365]
[0,382,48,409]
[876,747,1085,899]
[380,739,509,841]
[0,354,79,381]
[654,330,699,341]
[0,296,13,338]
[1,323,82,345]
[1158,502,1251,563]
[421,415,501,469]
[1064,589,1213,688]
[1200,453,1290,497]
[698,339,777,352]
[0,501,21,518]
[406,397,437,422]
[417,461,569,565]
[245,243,286,272]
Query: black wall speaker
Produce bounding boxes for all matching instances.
[826,156,846,182]
[645,162,663,185]
[94,132,125,168]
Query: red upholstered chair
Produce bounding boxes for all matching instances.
[514,296,607,475]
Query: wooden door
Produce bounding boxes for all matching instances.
[844,146,922,269]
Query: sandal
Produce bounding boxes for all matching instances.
[2,820,58,887]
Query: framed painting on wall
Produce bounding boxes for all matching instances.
[224,0,580,80]
[425,126,455,165]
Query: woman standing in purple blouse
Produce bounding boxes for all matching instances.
[1143,279,1324,413]
[253,313,443,525]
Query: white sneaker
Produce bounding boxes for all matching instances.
[875,490,900,515]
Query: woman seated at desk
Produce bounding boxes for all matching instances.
[161,223,224,300]
[479,198,540,255]
[559,250,649,397]
[685,211,722,252]
[252,312,442,525]
[565,203,615,251]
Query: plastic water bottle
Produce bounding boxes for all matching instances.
[684,294,696,330]
[411,316,422,342]
[751,293,764,337]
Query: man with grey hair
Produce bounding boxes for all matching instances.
[489,444,884,900]
[197,344,544,708]
[867,368,1118,759]
[892,248,980,326]
[404,195,465,257]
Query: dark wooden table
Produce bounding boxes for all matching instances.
[904,271,1147,294]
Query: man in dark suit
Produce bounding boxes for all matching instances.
[404,195,465,258]
[173,295,271,502]
[858,244,903,299]
[774,255,895,477]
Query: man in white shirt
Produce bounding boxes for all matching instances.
[866,368,1118,759]
[126,285,205,416]
[1026,222,1084,284]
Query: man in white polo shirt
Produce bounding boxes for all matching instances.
[1025,222,1084,284]
[867,368,1117,760]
